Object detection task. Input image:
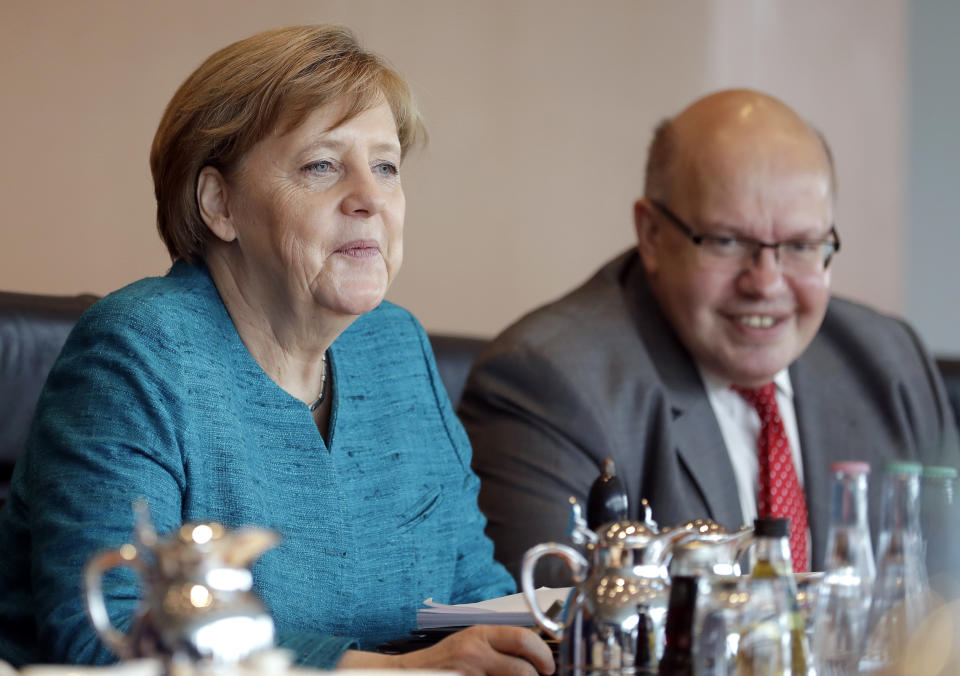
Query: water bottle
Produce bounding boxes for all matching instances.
[860,461,929,673]
[921,465,960,598]
[811,461,875,675]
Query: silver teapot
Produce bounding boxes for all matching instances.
[522,513,675,675]
[83,502,279,666]
[661,519,754,577]
[522,498,755,675]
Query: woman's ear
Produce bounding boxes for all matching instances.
[634,198,660,274]
[197,166,237,243]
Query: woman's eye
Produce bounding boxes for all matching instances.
[374,162,399,177]
[303,160,335,175]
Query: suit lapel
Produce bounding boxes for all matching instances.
[791,335,857,568]
[624,257,744,529]
[671,394,746,529]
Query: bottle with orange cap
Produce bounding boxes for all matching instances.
[860,461,929,673]
[811,460,875,675]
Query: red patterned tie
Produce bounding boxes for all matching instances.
[732,383,809,572]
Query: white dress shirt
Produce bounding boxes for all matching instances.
[698,366,804,526]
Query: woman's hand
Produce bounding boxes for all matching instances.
[338,625,555,676]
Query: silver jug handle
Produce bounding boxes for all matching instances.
[730,527,755,575]
[83,544,147,659]
[520,542,589,640]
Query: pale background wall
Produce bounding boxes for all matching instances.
[0,1,930,347]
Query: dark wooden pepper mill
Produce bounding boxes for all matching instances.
[586,457,629,530]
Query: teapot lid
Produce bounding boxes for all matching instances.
[659,518,727,537]
[600,520,657,546]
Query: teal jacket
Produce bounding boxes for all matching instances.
[0,261,514,667]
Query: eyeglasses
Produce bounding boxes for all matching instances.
[650,199,841,274]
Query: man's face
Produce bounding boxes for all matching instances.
[637,134,834,387]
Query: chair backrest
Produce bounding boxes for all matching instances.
[427,334,488,408]
[936,358,960,431]
[0,291,98,503]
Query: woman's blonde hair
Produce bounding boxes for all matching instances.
[150,25,425,262]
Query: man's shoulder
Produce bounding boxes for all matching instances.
[819,295,920,355]
[801,295,936,389]
[487,249,647,359]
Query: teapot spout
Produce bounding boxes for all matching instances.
[567,497,598,547]
[219,528,281,568]
[644,529,698,568]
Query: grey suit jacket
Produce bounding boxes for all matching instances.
[460,250,960,586]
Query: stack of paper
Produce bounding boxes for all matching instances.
[417,587,570,629]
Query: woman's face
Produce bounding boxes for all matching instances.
[220,99,404,317]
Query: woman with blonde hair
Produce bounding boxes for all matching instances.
[0,25,552,675]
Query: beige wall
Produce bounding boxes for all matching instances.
[0,1,905,337]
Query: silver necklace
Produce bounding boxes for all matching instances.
[308,352,329,412]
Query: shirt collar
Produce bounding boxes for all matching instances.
[697,364,794,401]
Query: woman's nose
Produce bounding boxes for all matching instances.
[340,169,387,217]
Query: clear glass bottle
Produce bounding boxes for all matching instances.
[738,517,811,675]
[921,465,960,597]
[860,461,929,673]
[811,460,875,675]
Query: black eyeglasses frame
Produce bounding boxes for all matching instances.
[649,199,841,270]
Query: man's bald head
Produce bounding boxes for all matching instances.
[644,89,836,205]
[633,89,837,387]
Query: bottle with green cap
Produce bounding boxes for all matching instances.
[920,464,960,596]
[860,461,929,673]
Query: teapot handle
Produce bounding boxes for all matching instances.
[520,542,588,640]
[83,546,146,659]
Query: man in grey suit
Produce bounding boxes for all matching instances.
[459,89,960,585]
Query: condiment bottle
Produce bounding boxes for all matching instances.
[658,575,697,676]
[739,517,811,675]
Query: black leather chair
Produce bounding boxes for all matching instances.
[0,291,98,504]
[937,359,960,434]
[0,290,487,506]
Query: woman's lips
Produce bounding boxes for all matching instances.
[335,239,381,258]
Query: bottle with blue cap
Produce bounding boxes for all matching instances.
[920,464,960,597]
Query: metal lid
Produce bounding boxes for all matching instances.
[601,520,657,544]
[754,517,790,538]
[884,461,923,475]
[830,460,870,474]
[923,465,959,479]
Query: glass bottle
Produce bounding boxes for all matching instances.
[811,460,875,675]
[738,517,811,675]
[860,461,929,673]
[921,465,960,598]
[658,574,697,676]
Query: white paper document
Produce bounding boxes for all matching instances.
[417,587,570,629]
